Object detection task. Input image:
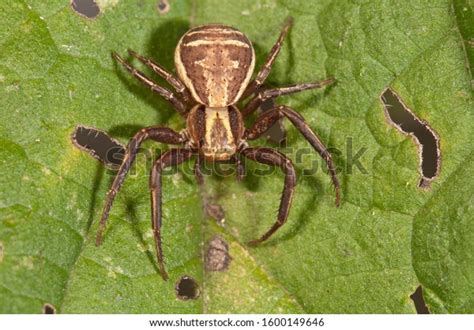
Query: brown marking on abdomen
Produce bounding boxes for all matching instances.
[175,25,255,107]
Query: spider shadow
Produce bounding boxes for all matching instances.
[124,198,160,273]
[85,163,158,274]
[112,18,190,125]
[244,166,327,247]
[267,139,346,246]
[106,123,143,139]
[146,19,190,75]
[86,162,105,231]
[86,161,125,235]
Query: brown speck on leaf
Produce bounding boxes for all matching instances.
[410,286,430,314]
[205,236,231,272]
[157,0,170,14]
[203,198,225,224]
[71,0,100,19]
[43,303,56,314]
[175,276,200,300]
[206,203,225,223]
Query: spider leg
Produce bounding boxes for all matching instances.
[245,105,340,206]
[95,127,187,246]
[241,78,335,117]
[240,147,296,245]
[194,153,205,185]
[127,49,192,104]
[242,17,293,99]
[150,148,194,280]
[112,52,187,116]
[233,155,245,181]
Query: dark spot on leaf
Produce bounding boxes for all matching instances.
[175,276,200,300]
[380,88,440,188]
[205,236,231,272]
[204,199,225,224]
[157,0,170,15]
[71,0,100,19]
[71,125,125,170]
[410,286,430,314]
[43,303,56,314]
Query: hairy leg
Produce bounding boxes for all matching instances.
[150,148,194,280]
[127,49,192,104]
[241,78,335,117]
[242,17,293,98]
[112,52,187,116]
[96,127,187,246]
[245,105,340,206]
[241,147,296,245]
[233,155,245,182]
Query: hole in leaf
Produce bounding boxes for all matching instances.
[43,303,56,314]
[71,0,100,19]
[175,276,200,300]
[71,125,125,169]
[157,0,170,15]
[205,236,231,272]
[410,286,430,314]
[380,88,440,188]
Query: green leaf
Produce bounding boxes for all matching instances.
[0,0,472,313]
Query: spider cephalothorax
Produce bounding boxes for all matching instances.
[92,18,339,280]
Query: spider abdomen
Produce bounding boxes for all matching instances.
[175,24,255,107]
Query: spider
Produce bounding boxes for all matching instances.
[92,18,340,280]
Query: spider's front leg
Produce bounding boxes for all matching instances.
[150,148,194,280]
[245,105,340,206]
[112,52,188,116]
[127,49,193,104]
[95,127,187,246]
[240,147,296,245]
